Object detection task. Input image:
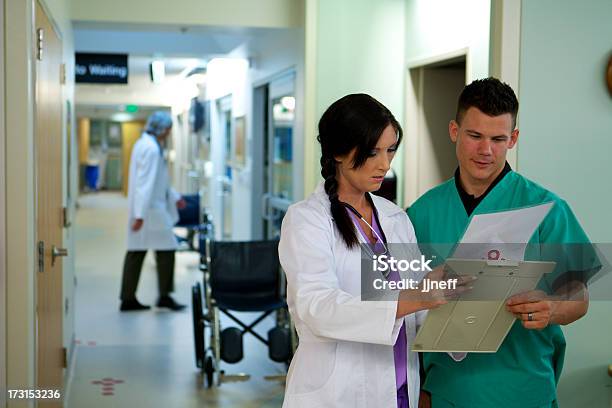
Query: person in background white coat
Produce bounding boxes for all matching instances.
[119,111,187,312]
[279,94,461,408]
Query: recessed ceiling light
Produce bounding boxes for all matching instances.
[150,60,165,84]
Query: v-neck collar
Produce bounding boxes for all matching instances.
[454,161,512,216]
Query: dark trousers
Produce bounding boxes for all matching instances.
[120,250,175,301]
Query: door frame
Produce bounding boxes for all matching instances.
[250,84,267,239]
[489,0,521,170]
[0,0,7,402]
[404,48,470,206]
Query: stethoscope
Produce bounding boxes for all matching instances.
[341,198,390,257]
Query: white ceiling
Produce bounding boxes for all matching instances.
[74,22,300,119]
[73,21,286,60]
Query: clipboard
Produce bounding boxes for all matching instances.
[411,258,555,353]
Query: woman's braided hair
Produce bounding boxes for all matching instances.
[317,94,402,248]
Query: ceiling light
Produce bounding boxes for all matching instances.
[111,112,133,122]
[150,60,165,84]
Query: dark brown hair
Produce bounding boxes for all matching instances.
[317,94,402,248]
[456,77,519,128]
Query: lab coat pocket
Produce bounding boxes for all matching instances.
[147,207,173,231]
[284,341,340,405]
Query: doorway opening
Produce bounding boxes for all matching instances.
[404,53,467,206]
[252,72,296,240]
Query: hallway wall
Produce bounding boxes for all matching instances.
[229,30,305,239]
[517,0,612,405]
[404,0,491,79]
[402,0,491,207]
[303,0,406,198]
[202,28,305,240]
[5,0,39,395]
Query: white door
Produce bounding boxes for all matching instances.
[35,2,66,403]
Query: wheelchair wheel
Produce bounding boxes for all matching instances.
[192,283,205,368]
[268,326,291,363]
[220,327,244,363]
[204,356,215,388]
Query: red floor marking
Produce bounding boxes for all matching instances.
[91,377,125,396]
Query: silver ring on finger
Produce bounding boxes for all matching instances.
[527,312,534,322]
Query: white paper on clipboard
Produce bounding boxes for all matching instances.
[452,202,554,261]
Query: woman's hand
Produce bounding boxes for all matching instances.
[396,265,474,318]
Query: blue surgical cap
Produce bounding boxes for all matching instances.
[145,111,173,137]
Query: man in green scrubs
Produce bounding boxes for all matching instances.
[408,78,594,407]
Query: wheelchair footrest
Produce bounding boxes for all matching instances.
[220,373,251,383]
[263,375,287,382]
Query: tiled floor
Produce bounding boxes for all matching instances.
[66,192,285,407]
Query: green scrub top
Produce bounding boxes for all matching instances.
[407,171,594,408]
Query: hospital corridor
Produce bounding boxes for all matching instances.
[67,192,284,407]
[2,0,612,407]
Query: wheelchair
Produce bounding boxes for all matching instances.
[175,193,214,252]
[192,238,296,387]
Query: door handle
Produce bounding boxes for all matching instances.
[262,193,273,221]
[52,246,68,266]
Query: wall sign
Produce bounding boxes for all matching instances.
[75,53,128,84]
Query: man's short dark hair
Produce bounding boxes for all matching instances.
[456,77,519,128]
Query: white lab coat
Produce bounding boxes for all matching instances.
[279,183,427,408]
[126,133,180,250]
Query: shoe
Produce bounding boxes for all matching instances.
[156,295,187,311]
[120,299,151,312]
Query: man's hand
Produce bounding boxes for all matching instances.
[507,283,589,329]
[506,290,556,330]
[176,198,187,210]
[132,218,144,232]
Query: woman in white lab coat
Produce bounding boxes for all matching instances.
[279,94,448,408]
[119,111,186,312]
